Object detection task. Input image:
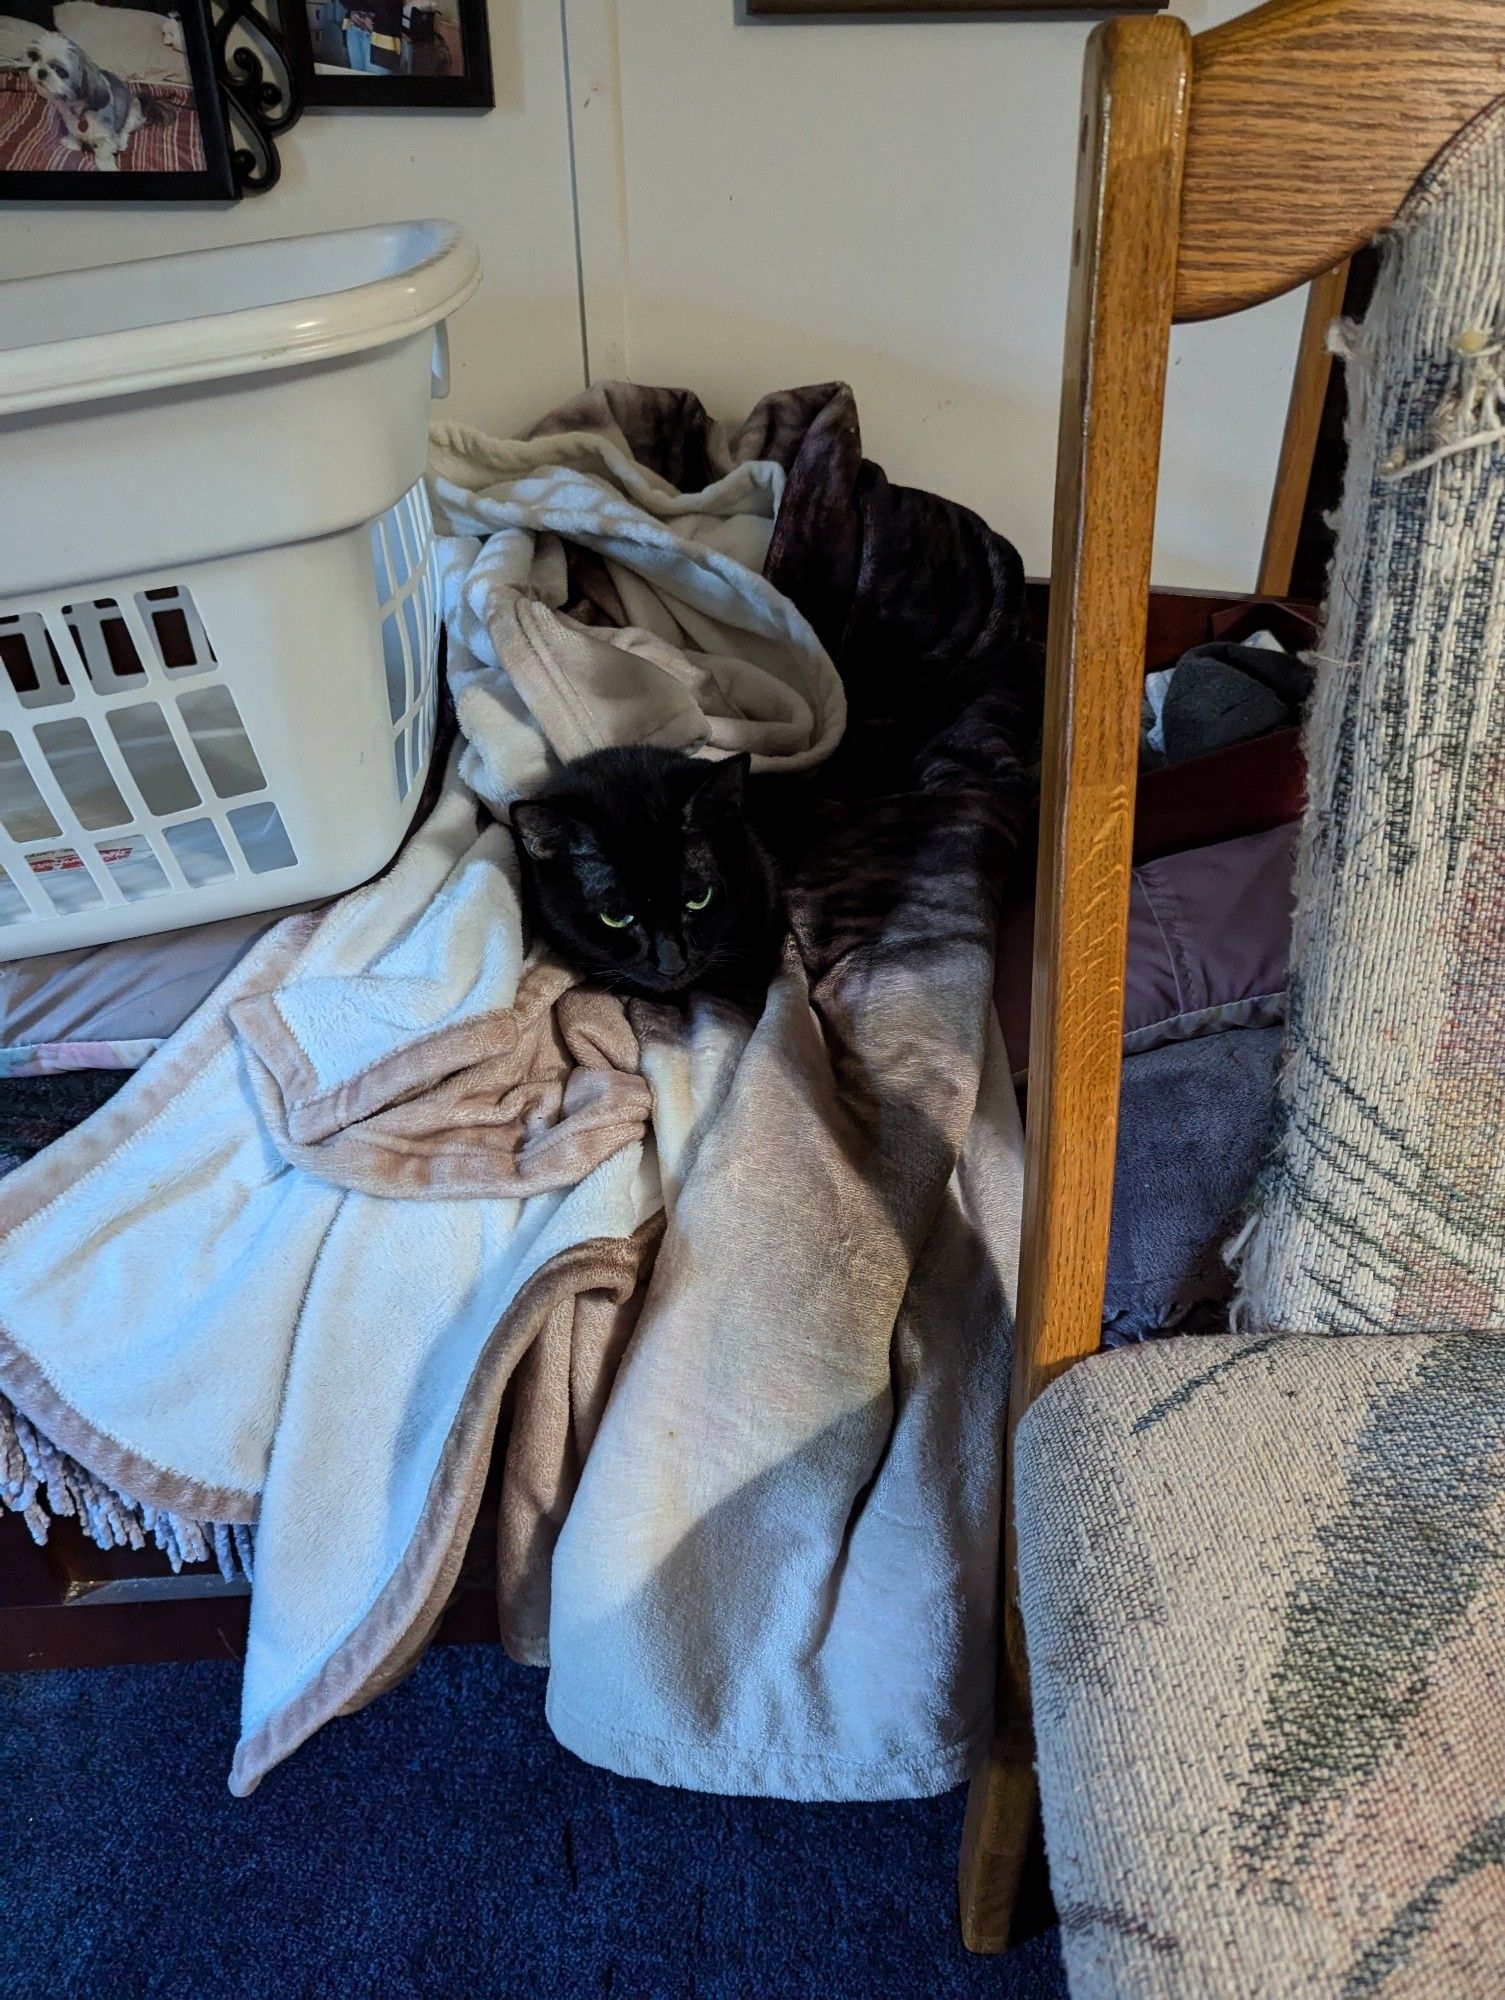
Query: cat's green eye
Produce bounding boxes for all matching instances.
[684,886,714,913]
[599,911,635,930]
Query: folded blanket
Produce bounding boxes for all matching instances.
[428,416,845,792]
[1,381,1040,1806]
[1102,1025,1285,1347]
[233,898,648,1202]
[547,957,1026,1796]
[0,770,660,1791]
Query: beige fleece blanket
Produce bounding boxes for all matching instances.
[427,420,845,795]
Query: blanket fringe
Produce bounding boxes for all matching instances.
[0,1393,252,1582]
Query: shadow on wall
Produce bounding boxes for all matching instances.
[484,0,521,113]
[601,294,1061,574]
[600,291,1305,589]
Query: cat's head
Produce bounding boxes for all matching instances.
[510,747,770,998]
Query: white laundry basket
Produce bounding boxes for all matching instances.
[0,220,481,959]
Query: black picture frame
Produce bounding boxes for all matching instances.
[0,0,236,200]
[281,0,491,109]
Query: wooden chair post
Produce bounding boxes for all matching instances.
[1257,259,1350,597]
[958,13,1190,1953]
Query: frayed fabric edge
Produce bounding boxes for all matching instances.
[0,1391,252,1582]
[1224,1203,1278,1337]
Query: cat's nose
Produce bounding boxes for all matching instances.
[653,936,686,979]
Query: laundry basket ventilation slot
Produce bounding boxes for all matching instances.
[375,479,441,805]
[0,478,440,941]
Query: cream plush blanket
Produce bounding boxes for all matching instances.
[1,384,1037,1802]
[0,770,661,1793]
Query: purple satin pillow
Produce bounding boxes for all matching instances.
[994,820,1296,1077]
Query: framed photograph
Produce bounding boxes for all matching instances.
[0,0,235,199]
[747,1,1163,12]
[283,0,491,109]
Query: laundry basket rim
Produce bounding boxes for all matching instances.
[0,219,480,422]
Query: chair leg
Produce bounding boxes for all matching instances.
[957,1624,1039,1954]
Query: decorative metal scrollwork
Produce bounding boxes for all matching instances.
[210,0,303,196]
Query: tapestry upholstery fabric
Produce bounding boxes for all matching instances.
[1232,102,1505,1336]
[1018,1331,1505,2000]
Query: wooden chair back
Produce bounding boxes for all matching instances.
[962,0,1505,1952]
[1018,0,1505,1415]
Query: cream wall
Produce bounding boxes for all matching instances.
[2,0,1304,588]
[565,0,1307,589]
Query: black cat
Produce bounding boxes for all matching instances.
[509,746,784,1005]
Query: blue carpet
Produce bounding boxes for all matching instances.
[1,1644,1064,1999]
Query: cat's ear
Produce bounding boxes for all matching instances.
[510,801,590,862]
[684,753,750,822]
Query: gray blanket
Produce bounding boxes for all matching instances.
[1103,1026,1283,1346]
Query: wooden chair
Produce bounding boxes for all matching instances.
[956,0,1505,1954]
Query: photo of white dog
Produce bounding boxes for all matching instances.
[22,26,165,169]
[0,0,228,190]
